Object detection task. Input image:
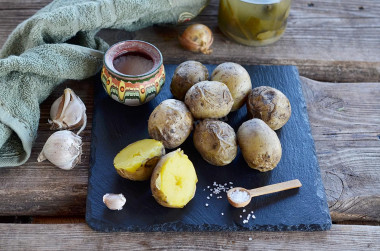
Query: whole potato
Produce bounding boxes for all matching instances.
[211,62,251,111]
[247,86,291,130]
[184,81,233,119]
[194,120,237,166]
[237,118,282,172]
[148,99,193,149]
[170,61,209,100]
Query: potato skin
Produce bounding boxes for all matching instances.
[237,119,282,172]
[193,120,237,166]
[246,86,291,130]
[211,62,251,111]
[170,61,209,100]
[184,81,233,119]
[148,99,193,149]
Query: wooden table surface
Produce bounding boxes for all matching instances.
[1,0,379,249]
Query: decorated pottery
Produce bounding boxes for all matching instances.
[101,40,165,106]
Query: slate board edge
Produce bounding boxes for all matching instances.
[288,66,332,229]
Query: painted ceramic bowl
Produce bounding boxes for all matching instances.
[101,40,165,106]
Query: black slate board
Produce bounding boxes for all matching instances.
[86,65,332,232]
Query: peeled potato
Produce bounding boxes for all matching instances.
[114,139,165,181]
[151,149,198,208]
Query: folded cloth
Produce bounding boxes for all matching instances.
[0,0,209,167]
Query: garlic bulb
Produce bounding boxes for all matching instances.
[37,130,82,170]
[179,24,213,54]
[103,193,126,210]
[49,88,87,135]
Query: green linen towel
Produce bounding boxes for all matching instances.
[0,0,209,167]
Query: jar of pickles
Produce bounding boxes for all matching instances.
[218,0,292,46]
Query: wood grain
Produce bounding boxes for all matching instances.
[0,224,379,250]
[0,0,379,223]
[300,77,380,222]
[97,0,380,82]
[0,79,93,216]
[1,0,379,82]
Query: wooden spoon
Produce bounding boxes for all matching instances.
[227,179,302,208]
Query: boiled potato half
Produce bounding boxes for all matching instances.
[151,149,198,208]
[246,86,291,130]
[170,61,209,100]
[184,81,233,119]
[237,119,282,172]
[148,99,193,149]
[194,120,237,166]
[211,62,251,111]
[114,139,165,181]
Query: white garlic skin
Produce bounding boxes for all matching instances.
[37,130,82,170]
[103,193,126,210]
[49,88,87,135]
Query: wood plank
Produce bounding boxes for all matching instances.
[0,79,93,216]
[0,0,51,10]
[0,0,379,222]
[0,0,379,82]
[300,77,380,222]
[0,224,379,250]
[96,0,380,82]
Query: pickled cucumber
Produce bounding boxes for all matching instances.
[218,0,292,46]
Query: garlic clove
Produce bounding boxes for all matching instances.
[179,24,213,55]
[103,193,126,210]
[49,88,87,135]
[37,130,82,170]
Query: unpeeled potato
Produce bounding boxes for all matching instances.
[237,119,282,172]
[211,62,251,111]
[148,99,193,149]
[193,120,237,166]
[184,81,233,119]
[246,86,291,130]
[170,61,209,100]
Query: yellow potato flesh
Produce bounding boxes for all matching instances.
[114,139,163,173]
[156,151,197,207]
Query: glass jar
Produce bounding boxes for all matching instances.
[218,0,292,46]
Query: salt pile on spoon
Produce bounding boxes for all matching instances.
[229,189,250,203]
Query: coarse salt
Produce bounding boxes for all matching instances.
[229,190,250,204]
